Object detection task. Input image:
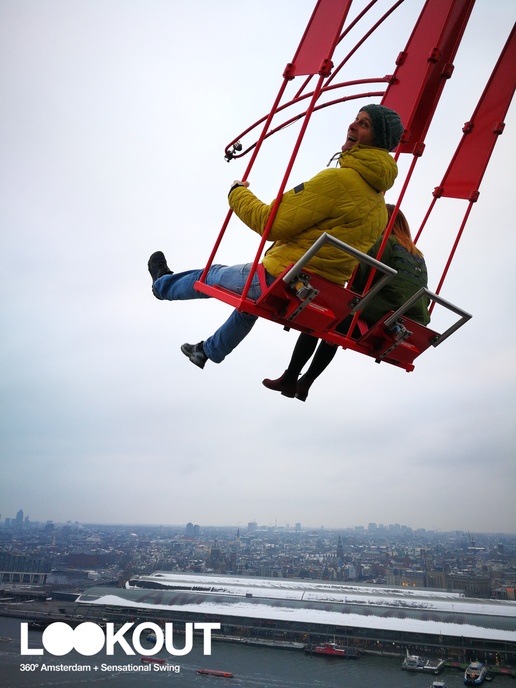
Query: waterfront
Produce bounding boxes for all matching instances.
[1,617,513,688]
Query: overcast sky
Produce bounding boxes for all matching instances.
[1,0,515,534]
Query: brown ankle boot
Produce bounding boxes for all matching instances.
[262,371,297,398]
[295,375,313,402]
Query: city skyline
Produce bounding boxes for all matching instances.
[2,507,515,536]
[2,514,515,602]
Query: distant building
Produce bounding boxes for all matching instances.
[336,536,343,561]
[185,522,199,537]
[448,573,492,598]
[0,551,50,584]
[426,568,447,589]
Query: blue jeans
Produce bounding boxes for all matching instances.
[152,263,275,363]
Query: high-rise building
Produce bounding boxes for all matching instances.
[337,536,344,561]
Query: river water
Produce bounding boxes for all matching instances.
[0,617,506,688]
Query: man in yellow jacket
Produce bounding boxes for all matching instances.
[148,104,403,369]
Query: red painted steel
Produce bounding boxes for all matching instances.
[417,23,515,301]
[285,0,352,78]
[382,0,475,155]
[434,23,516,200]
[201,1,350,297]
[193,0,511,371]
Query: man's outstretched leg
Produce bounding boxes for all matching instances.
[148,254,271,368]
[180,306,258,369]
[198,308,258,364]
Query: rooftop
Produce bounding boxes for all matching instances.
[76,571,516,643]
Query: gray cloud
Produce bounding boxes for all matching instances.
[1,0,515,534]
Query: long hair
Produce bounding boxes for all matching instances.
[385,204,423,258]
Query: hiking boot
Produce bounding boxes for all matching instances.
[181,341,208,369]
[262,371,297,398]
[148,251,173,282]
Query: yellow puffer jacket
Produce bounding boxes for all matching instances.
[229,145,398,284]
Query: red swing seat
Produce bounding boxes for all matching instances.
[195,230,471,373]
[353,313,441,371]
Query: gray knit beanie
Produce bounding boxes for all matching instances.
[361,104,404,151]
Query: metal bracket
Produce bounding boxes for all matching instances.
[384,288,472,346]
[289,272,317,300]
[224,141,243,162]
[286,273,320,320]
[374,319,413,361]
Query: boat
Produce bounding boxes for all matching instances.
[431,682,447,688]
[402,650,446,674]
[464,661,488,685]
[140,656,167,665]
[196,668,234,678]
[228,636,303,650]
[305,641,360,658]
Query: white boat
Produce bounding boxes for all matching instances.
[464,661,488,685]
[402,650,446,674]
[402,653,426,670]
[431,682,447,688]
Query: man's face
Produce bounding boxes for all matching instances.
[341,110,376,152]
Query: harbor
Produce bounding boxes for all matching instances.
[1,595,515,685]
[1,615,516,688]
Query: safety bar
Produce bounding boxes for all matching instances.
[384,287,472,346]
[282,232,397,310]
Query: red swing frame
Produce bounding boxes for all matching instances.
[194,0,515,372]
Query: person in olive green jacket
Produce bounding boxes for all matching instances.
[352,208,430,328]
[262,206,430,400]
[148,105,403,369]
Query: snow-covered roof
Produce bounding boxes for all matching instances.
[126,571,515,617]
[77,571,516,643]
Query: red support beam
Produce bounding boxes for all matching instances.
[382,0,476,154]
[285,0,352,78]
[435,23,516,200]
